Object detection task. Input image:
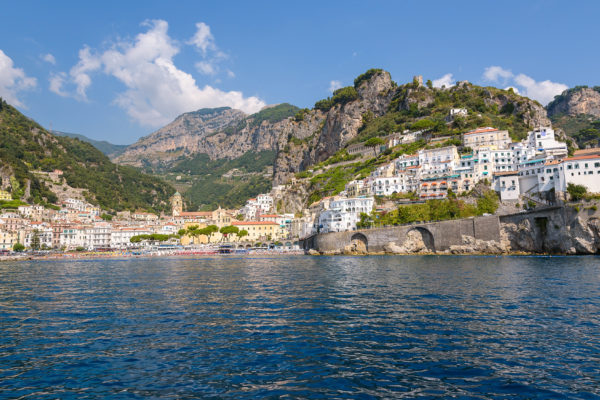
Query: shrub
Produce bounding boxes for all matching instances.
[12,243,25,252]
[314,98,334,112]
[331,86,358,105]
[567,183,587,201]
[354,68,384,88]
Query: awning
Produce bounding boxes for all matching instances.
[440,181,447,184]
[431,182,437,186]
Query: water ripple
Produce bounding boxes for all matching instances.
[1,256,600,398]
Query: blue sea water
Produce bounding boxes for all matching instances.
[1,255,599,399]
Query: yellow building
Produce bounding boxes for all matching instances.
[232,221,281,242]
[0,190,11,201]
[0,230,18,250]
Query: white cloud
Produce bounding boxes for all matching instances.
[483,66,513,82]
[513,73,568,105]
[0,49,37,107]
[227,69,235,78]
[52,20,264,127]
[195,61,217,75]
[482,65,568,105]
[328,80,342,93]
[42,53,56,65]
[187,22,215,54]
[49,72,69,96]
[432,73,454,88]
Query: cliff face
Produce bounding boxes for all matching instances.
[115,107,246,168]
[116,70,559,190]
[547,87,600,118]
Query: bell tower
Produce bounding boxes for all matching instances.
[171,192,183,216]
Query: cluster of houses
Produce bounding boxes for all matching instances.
[289,125,600,236]
[2,123,599,250]
[0,193,296,251]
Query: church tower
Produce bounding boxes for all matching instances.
[171,192,183,216]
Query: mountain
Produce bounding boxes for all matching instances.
[114,69,552,209]
[53,131,129,158]
[546,86,600,148]
[0,98,174,212]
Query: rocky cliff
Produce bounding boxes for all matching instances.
[547,87,600,118]
[114,69,560,206]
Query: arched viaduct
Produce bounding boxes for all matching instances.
[302,215,501,253]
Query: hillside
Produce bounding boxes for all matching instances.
[53,131,129,158]
[547,86,600,148]
[113,69,554,209]
[0,99,174,212]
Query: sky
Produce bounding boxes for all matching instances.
[0,0,598,144]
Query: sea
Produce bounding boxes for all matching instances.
[1,255,599,399]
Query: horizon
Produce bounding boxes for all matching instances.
[1,1,599,145]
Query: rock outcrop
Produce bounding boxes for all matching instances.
[547,87,600,118]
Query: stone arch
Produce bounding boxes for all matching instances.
[405,227,435,252]
[245,244,252,249]
[350,233,368,252]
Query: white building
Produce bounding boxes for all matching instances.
[418,146,458,177]
[316,197,374,233]
[110,227,152,249]
[493,171,520,201]
[526,127,568,158]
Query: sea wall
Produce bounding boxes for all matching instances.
[304,205,600,255]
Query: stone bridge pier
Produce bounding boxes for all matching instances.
[304,215,501,253]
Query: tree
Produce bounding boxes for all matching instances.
[220,225,239,241]
[30,229,40,250]
[177,229,187,237]
[204,225,219,242]
[567,183,587,201]
[12,242,25,252]
[364,137,385,148]
[426,79,433,89]
[100,213,113,221]
[237,229,248,241]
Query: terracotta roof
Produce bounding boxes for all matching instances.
[545,160,561,166]
[493,171,519,176]
[259,214,280,218]
[463,127,499,136]
[564,155,600,162]
[180,211,212,217]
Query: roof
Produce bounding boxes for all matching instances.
[180,211,212,217]
[463,127,499,136]
[564,154,600,162]
[493,171,519,176]
[259,214,280,218]
[545,160,561,166]
[232,221,278,226]
[573,148,600,157]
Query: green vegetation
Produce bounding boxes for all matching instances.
[249,103,300,128]
[0,199,26,210]
[567,183,587,201]
[354,68,384,88]
[12,243,25,252]
[184,174,272,210]
[331,86,358,105]
[357,190,499,227]
[294,108,310,122]
[363,137,385,147]
[173,150,275,176]
[313,86,359,112]
[100,213,113,221]
[551,114,600,148]
[220,225,239,240]
[130,233,177,243]
[170,150,275,209]
[0,98,174,211]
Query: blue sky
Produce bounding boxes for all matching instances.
[0,0,598,144]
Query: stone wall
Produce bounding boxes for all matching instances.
[305,206,600,255]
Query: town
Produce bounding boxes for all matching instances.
[1,119,599,255]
